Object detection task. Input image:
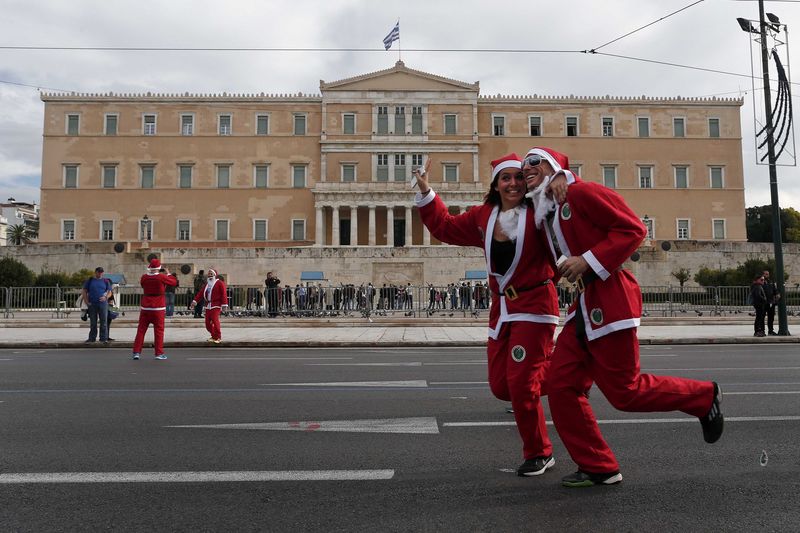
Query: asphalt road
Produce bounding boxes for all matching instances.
[1,344,798,532]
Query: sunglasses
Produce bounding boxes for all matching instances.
[521,155,544,168]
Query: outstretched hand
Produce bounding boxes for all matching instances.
[413,158,433,194]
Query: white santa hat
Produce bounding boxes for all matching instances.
[490,153,523,182]
[524,147,570,173]
[207,268,217,277]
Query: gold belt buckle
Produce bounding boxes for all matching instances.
[504,285,519,300]
[575,276,585,294]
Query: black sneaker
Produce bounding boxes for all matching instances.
[517,456,555,477]
[561,470,622,488]
[768,331,778,336]
[700,382,724,443]
[84,339,96,343]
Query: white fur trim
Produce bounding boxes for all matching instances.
[525,148,562,172]
[497,207,520,240]
[491,160,522,180]
[583,250,610,281]
[415,189,436,207]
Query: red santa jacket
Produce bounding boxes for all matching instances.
[139,272,178,311]
[193,279,229,309]
[418,190,559,340]
[544,180,646,340]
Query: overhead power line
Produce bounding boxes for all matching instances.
[0,45,581,53]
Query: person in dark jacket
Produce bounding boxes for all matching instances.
[750,275,767,337]
[762,270,779,335]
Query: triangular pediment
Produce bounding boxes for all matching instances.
[320,61,479,93]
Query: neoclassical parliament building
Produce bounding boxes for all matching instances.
[39,61,746,254]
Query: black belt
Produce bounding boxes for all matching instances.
[575,267,622,294]
[494,279,552,301]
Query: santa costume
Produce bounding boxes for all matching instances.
[416,153,565,475]
[132,258,178,360]
[526,146,723,487]
[192,269,228,343]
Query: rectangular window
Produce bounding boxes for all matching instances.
[602,117,614,137]
[253,219,268,241]
[376,154,389,181]
[638,117,650,137]
[63,165,78,188]
[179,165,193,188]
[444,114,457,135]
[343,113,355,135]
[181,114,194,136]
[674,166,688,189]
[493,115,505,136]
[66,114,80,135]
[710,167,724,189]
[394,106,406,134]
[411,153,423,170]
[673,117,685,138]
[394,154,406,181]
[642,218,654,240]
[444,164,458,183]
[292,164,307,188]
[140,165,155,188]
[342,164,356,182]
[101,220,114,241]
[411,106,422,134]
[713,219,726,239]
[102,165,117,188]
[215,220,229,241]
[602,166,617,188]
[639,166,653,188]
[254,165,269,188]
[216,165,231,188]
[677,219,690,240]
[62,220,75,241]
[529,115,542,136]
[104,114,118,135]
[566,116,578,137]
[218,114,232,135]
[709,118,720,138]
[139,218,152,241]
[177,220,191,241]
[143,114,157,135]
[377,106,388,134]
[256,114,269,135]
[293,114,306,135]
[292,219,306,241]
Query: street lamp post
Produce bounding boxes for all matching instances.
[141,214,150,248]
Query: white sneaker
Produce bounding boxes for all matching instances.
[132,353,140,360]
[154,354,168,361]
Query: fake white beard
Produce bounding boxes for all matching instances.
[525,174,558,229]
[497,206,522,240]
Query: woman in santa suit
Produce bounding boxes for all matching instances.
[522,146,723,488]
[414,154,569,477]
[132,258,178,361]
[190,268,229,344]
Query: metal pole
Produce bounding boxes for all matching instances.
[758,0,790,335]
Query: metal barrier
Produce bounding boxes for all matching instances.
[4,284,799,320]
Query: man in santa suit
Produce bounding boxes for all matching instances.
[414,154,569,477]
[132,258,178,361]
[522,146,724,487]
[190,268,228,344]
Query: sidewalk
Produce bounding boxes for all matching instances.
[0,316,796,347]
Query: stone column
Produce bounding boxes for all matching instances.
[315,205,325,246]
[331,205,340,247]
[405,206,413,246]
[386,206,394,247]
[350,205,358,246]
[423,225,431,245]
[368,205,376,246]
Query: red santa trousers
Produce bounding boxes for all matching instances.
[205,308,222,340]
[132,309,166,355]
[487,321,555,460]
[548,321,714,473]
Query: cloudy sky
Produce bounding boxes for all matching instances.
[2,0,799,209]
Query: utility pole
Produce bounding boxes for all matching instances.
[756,0,790,335]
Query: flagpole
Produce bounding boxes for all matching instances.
[397,18,401,62]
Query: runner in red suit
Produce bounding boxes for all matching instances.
[132,258,178,361]
[190,268,228,343]
[414,154,569,477]
[522,146,724,488]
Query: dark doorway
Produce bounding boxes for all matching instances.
[340,219,351,245]
[393,219,405,247]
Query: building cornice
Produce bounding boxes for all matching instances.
[321,61,479,92]
[40,92,322,103]
[478,94,743,106]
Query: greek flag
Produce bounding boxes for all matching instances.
[383,21,400,50]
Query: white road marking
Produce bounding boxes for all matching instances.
[444,415,800,428]
[306,362,423,367]
[0,359,13,361]
[188,357,354,361]
[169,417,440,434]
[725,391,800,395]
[647,367,800,371]
[430,381,487,385]
[0,470,395,484]
[259,380,428,388]
[11,350,45,354]
[639,354,678,357]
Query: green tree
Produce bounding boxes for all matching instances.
[694,258,788,287]
[7,224,35,245]
[34,270,71,287]
[67,269,95,287]
[0,256,35,287]
[746,205,800,243]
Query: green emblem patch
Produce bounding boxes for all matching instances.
[590,308,604,326]
[560,203,572,220]
[511,345,526,362]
